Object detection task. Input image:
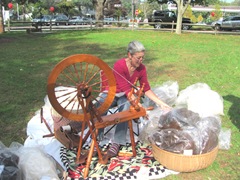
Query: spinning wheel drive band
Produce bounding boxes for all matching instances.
[47,54,116,121]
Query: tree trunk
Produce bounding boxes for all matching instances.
[175,0,183,34]
[176,13,183,34]
[0,4,4,33]
[93,0,105,27]
[175,0,190,35]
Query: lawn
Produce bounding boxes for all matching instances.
[0,29,239,179]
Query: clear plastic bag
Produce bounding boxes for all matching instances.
[196,116,221,153]
[218,128,231,150]
[0,142,59,180]
[138,108,165,144]
[18,147,59,180]
[0,142,22,180]
[142,81,179,108]
[149,108,221,155]
[158,108,200,130]
[149,129,197,155]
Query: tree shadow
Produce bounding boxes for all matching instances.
[223,95,240,131]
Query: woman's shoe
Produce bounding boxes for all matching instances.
[102,143,120,163]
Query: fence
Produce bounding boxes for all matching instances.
[4,20,240,35]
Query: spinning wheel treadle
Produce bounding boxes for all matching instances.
[47,54,116,122]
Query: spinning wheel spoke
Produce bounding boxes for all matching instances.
[47,54,116,121]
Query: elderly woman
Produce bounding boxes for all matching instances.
[102,40,171,160]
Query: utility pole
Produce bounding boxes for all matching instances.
[132,0,134,20]
[131,0,136,30]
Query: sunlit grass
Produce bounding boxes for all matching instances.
[0,30,239,179]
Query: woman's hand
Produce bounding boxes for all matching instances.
[160,104,172,112]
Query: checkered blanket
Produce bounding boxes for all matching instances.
[60,142,178,180]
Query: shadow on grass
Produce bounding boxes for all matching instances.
[223,95,240,131]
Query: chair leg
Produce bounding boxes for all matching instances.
[104,124,116,136]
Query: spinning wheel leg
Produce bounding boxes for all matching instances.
[128,120,137,156]
[84,138,95,178]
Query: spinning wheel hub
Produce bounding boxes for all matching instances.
[77,83,91,99]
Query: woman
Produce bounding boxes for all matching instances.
[102,40,171,160]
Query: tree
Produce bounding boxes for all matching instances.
[231,0,240,6]
[147,0,191,34]
[0,3,3,33]
[184,5,197,23]
[72,0,94,17]
[139,0,160,19]
[103,0,127,19]
[197,13,203,23]
[210,4,222,21]
[92,0,107,27]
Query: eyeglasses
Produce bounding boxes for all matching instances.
[133,55,144,61]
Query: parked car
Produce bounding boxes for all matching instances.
[211,16,240,31]
[69,16,83,25]
[148,10,192,30]
[82,17,94,25]
[32,15,52,26]
[52,14,69,26]
[104,17,115,25]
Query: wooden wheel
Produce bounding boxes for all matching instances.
[47,54,116,122]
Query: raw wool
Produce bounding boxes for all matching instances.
[175,83,224,118]
[17,147,59,180]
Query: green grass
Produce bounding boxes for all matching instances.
[0,30,239,179]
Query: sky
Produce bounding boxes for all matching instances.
[224,0,234,2]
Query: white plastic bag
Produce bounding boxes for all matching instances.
[175,83,224,117]
[18,147,59,180]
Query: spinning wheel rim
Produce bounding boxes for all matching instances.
[47,54,116,121]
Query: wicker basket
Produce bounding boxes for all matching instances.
[151,143,218,172]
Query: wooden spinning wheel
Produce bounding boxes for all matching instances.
[47,54,147,179]
[47,54,116,121]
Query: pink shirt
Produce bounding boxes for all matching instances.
[113,58,151,95]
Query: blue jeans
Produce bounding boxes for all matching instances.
[97,93,130,145]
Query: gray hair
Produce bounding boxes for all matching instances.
[127,41,145,55]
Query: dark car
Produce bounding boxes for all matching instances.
[32,15,52,26]
[148,10,192,30]
[211,16,240,31]
[52,14,69,26]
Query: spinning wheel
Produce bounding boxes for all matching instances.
[47,54,116,121]
[47,54,147,178]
